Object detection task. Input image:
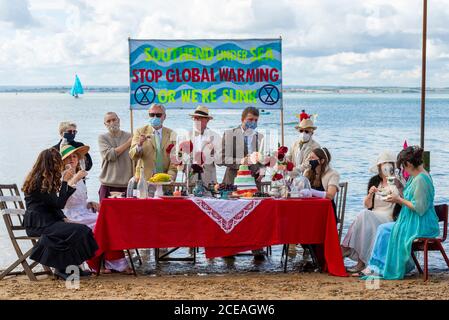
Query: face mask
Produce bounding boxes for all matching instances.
[245,121,257,130]
[107,123,120,133]
[301,132,311,143]
[193,120,202,133]
[309,159,320,170]
[63,132,76,142]
[381,163,394,177]
[149,117,162,128]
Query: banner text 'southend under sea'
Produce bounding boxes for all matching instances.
[129,38,282,110]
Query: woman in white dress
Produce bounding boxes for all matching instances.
[60,144,132,274]
[341,151,403,273]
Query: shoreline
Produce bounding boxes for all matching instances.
[1,272,449,300]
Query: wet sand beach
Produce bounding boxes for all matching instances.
[1,249,449,300]
[2,272,449,300]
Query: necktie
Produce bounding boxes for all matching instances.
[155,131,164,173]
[244,136,249,156]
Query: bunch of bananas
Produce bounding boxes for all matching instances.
[149,173,171,183]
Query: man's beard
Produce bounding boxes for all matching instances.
[107,124,120,133]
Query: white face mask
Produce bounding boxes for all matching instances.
[381,163,394,177]
[107,123,120,134]
[301,132,311,143]
[193,120,202,133]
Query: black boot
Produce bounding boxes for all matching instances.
[54,269,69,281]
[78,267,92,277]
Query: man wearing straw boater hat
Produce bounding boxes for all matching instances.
[287,111,320,173]
[187,105,222,187]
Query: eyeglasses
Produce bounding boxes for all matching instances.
[299,129,311,134]
[66,130,77,134]
[149,113,163,118]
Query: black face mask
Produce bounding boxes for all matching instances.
[309,159,320,170]
[63,132,76,142]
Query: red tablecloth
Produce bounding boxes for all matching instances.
[94,198,347,277]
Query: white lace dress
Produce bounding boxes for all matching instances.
[64,180,129,271]
[342,184,397,264]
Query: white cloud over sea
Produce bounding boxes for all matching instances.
[0,0,449,87]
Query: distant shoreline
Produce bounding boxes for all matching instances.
[1,86,449,94]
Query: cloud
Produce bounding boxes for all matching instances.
[0,0,38,28]
[0,0,448,86]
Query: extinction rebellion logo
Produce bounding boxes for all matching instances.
[258,84,280,105]
[134,85,156,105]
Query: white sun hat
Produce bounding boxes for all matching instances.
[369,150,397,174]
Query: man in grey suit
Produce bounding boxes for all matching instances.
[221,106,265,188]
[221,106,266,261]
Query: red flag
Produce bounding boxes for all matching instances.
[402,140,410,181]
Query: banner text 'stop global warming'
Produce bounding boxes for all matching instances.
[129,39,282,110]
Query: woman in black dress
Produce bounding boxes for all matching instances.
[22,148,98,280]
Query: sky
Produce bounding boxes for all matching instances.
[0,0,449,87]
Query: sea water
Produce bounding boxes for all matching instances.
[1,91,448,272]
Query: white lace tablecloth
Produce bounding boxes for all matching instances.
[190,198,262,233]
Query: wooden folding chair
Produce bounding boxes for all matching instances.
[0,184,52,281]
[411,204,449,281]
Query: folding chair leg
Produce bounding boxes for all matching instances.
[0,247,37,281]
[126,250,137,277]
[423,241,429,281]
[437,242,449,268]
[282,245,288,273]
[281,244,287,262]
[134,249,143,266]
[411,251,423,274]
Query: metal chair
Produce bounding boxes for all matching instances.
[411,204,449,281]
[281,182,348,272]
[0,184,52,281]
[335,182,348,241]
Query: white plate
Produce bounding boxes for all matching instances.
[148,182,172,185]
[160,195,190,199]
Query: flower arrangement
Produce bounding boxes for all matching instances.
[271,146,295,183]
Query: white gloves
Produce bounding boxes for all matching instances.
[311,189,327,198]
[299,189,312,198]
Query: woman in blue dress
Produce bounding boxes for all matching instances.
[360,146,439,280]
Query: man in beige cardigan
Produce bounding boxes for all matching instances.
[129,104,177,181]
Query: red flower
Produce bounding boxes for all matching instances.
[277,154,284,161]
[286,161,294,171]
[179,140,193,154]
[272,173,283,181]
[166,143,175,154]
[278,146,288,155]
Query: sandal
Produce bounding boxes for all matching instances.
[346,264,365,274]
[122,267,135,275]
[100,268,112,274]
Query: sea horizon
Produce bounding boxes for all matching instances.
[1,85,449,95]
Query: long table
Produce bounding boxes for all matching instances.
[93,197,347,277]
